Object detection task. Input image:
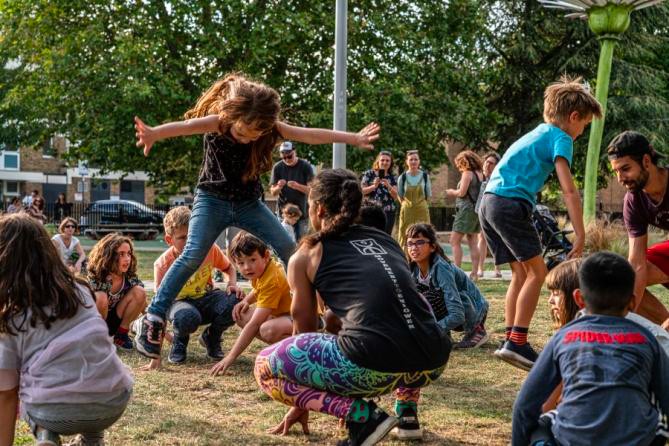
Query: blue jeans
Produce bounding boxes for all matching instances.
[167,289,237,342]
[148,189,295,319]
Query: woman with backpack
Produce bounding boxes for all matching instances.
[397,150,431,248]
[446,150,484,280]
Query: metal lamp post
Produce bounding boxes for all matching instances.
[333,0,347,169]
[538,0,664,222]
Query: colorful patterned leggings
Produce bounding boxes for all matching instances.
[254,333,446,420]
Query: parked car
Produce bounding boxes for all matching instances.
[79,200,165,240]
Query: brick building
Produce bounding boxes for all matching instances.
[0,136,156,205]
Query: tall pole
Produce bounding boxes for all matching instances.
[583,37,616,222]
[333,0,347,169]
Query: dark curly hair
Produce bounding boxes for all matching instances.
[301,169,362,247]
[87,233,138,283]
[0,214,91,334]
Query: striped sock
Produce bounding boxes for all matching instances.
[509,326,529,346]
[505,326,513,341]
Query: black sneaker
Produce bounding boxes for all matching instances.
[494,340,538,371]
[393,406,423,441]
[337,400,399,446]
[134,314,164,359]
[168,336,188,364]
[198,327,224,360]
[113,332,134,351]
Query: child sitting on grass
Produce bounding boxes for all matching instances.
[0,214,133,446]
[51,217,86,275]
[513,252,669,446]
[87,233,146,351]
[140,206,242,369]
[405,223,489,349]
[210,231,292,376]
[280,203,302,242]
[479,76,602,370]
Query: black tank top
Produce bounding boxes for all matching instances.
[314,225,451,372]
[197,132,264,200]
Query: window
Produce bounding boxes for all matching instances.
[42,138,56,158]
[121,181,133,193]
[1,151,19,170]
[4,181,18,195]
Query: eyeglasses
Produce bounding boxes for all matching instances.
[407,150,419,155]
[379,150,392,156]
[64,224,76,229]
[281,152,295,160]
[406,240,429,248]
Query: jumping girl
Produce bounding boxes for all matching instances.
[0,214,132,446]
[87,233,146,351]
[254,169,451,445]
[133,73,380,358]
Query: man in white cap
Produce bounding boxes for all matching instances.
[270,141,314,240]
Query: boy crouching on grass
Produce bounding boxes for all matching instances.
[211,232,293,376]
[479,75,602,370]
[512,252,669,446]
[141,206,242,369]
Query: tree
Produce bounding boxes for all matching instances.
[0,0,494,196]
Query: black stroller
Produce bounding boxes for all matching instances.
[532,204,573,270]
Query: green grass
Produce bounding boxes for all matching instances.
[13,256,669,445]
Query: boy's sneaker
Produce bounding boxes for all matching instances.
[393,406,423,441]
[494,340,538,371]
[168,336,188,364]
[337,400,398,446]
[454,327,489,349]
[134,314,164,359]
[198,327,225,360]
[113,332,134,351]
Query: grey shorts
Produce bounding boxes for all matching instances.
[479,193,542,265]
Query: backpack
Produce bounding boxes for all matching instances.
[398,170,429,197]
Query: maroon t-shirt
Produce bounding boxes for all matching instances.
[623,181,669,237]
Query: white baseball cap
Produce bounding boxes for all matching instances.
[279,141,294,152]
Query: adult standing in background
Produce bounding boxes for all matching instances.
[446,150,484,280]
[270,141,314,241]
[476,152,502,278]
[6,196,21,213]
[397,150,431,248]
[361,150,399,234]
[54,192,72,222]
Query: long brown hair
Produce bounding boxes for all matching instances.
[185,73,282,180]
[404,223,450,267]
[0,214,89,334]
[545,258,582,329]
[87,233,138,283]
[301,169,362,247]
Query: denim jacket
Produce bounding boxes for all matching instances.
[411,256,488,332]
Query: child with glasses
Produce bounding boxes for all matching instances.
[405,223,489,349]
[51,217,87,274]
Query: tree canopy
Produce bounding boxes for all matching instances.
[1,0,668,197]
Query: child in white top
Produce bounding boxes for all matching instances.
[0,213,133,446]
[51,217,86,274]
[280,203,302,242]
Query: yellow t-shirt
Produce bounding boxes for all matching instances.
[154,245,231,300]
[252,259,292,317]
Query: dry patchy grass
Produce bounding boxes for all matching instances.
[14,266,669,445]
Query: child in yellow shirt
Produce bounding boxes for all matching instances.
[211,232,293,376]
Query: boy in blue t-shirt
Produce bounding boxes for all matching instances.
[480,76,602,370]
[512,252,669,446]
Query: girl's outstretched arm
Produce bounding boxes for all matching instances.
[276,122,380,150]
[134,115,220,156]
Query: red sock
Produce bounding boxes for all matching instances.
[505,326,512,340]
[117,326,129,336]
[509,326,528,346]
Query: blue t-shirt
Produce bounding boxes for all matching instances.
[485,123,573,205]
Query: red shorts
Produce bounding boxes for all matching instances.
[646,240,669,277]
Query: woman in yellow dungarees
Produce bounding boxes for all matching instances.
[397,150,431,248]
